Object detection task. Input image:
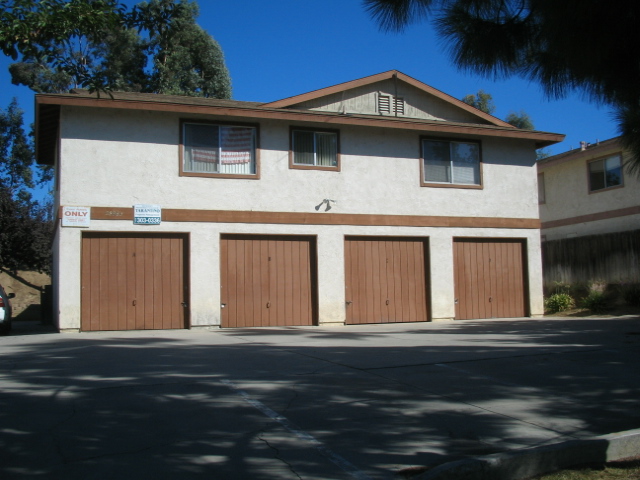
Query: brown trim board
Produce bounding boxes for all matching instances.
[69,207,541,229]
[36,95,564,148]
[541,206,640,229]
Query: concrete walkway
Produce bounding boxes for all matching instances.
[1,316,639,479]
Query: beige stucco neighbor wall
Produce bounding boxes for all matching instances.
[53,106,544,331]
[539,149,640,241]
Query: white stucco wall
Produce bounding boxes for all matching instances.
[54,105,544,331]
[58,107,539,219]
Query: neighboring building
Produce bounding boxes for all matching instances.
[35,70,563,332]
[538,137,640,241]
[537,137,640,287]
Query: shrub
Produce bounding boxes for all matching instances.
[545,293,575,313]
[551,281,571,295]
[620,283,640,307]
[580,291,609,313]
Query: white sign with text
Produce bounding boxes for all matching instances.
[62,206,91,227]
[134,204,162,225]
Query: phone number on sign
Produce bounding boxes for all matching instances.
[134,217,161,225]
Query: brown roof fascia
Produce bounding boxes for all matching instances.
[262,70,516,129]
[35,92,564,164]
[537,137,622,171]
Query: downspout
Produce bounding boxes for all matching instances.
[393,72,398,117]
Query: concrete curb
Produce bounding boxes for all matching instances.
[414,429,640,480]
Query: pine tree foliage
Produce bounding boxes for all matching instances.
[134,0,231,97]
[363,0,640,174]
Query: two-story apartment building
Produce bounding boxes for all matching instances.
[36,71,564,332]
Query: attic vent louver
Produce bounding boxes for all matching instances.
[378,93,404,116]
[378,94,391,114]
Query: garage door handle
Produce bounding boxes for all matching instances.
[132,299,137,306]
[181,302,188,307]
[346,301,353,306]
[266,302,271,308]
[489,297,493,302]
[386,299,390,305]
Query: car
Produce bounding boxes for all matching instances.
[0,284,15,334]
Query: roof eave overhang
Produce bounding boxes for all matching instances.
[537,138,622,170]
[35,94,565,165]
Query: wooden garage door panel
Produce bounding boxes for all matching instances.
[221,236,316,328]
[345,237,429,325]
[81,234,187,331]
[454,239,527,320]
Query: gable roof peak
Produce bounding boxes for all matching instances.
[262,70,515,128]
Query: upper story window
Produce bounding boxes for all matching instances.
[181,121,258,178]
[588,154,623,192]
[421,138,482,188]
[290,128,340,171]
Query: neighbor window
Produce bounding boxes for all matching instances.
[291,129,339,170]
[422,139,481,187]
[182,122,257,177]
[588,154,623,192]
[538,173,545,204]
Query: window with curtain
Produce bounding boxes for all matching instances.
[183,122,256,176]
[291,129,339,170]
[588,154,623,192]
[422,139,481,187]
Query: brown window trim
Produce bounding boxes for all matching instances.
[420,136,483,189]
[289,126,341,172]
[180,119,260,179]
[586,153,624,194]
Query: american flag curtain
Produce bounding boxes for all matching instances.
[184,124,255,174]
[220,127,253,164]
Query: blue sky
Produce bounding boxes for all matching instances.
[0,0,618,156]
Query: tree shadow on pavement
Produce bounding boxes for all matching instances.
[0,316,639,479]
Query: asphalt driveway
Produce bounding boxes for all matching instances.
[1,316,639,479]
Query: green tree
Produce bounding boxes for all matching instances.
[134,0,231,97]
[363,0,640,174]
[505,110,534,130]
[0,0,126,91]
[0,100,52,272]
[462,90,495,115]
[2,0,231,98]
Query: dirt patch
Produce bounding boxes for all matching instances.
[0,270,51,320]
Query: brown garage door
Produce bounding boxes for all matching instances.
[220,235,317,327]
[81,233,188,331]
[453,238,528,320]
[345,237,429,324]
